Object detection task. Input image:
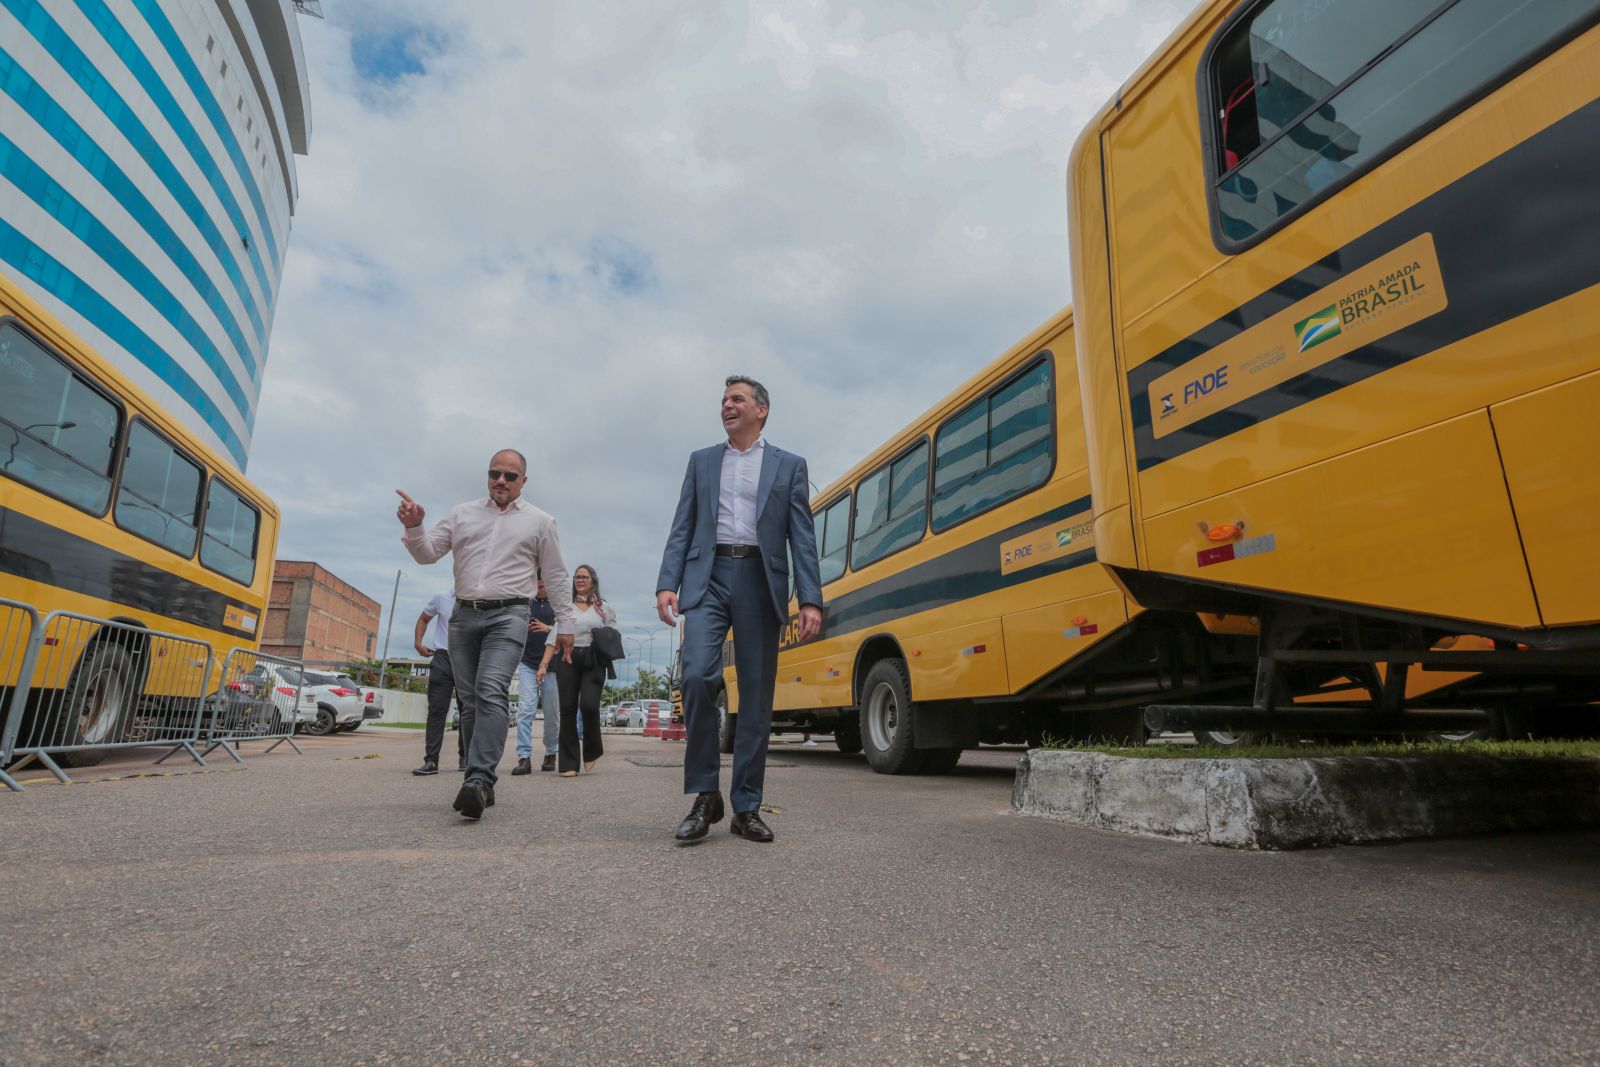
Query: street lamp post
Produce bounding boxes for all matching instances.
[376,569,404,689]
[624,638,646,701]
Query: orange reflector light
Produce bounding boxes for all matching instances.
[1071,615,1089,627]
[1205,523,1241,542]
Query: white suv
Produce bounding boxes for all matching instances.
[299,671,365,735]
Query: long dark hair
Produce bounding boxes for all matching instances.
[572,564,602,609]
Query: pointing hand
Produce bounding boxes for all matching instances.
[395,489,425,529]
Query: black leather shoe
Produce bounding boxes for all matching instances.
[511,757,532,776]
[730,811,774,843]
[540,754,556,772]
[457,759,467,773]
[453,779,493,820]
[412,760,438,776]
[674,792,725,844]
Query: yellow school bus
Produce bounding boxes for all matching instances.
[722,308,1269,772]
[0,273,279,763]
[1068,0,1600,737]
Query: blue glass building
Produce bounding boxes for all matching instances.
[0,0,310,469]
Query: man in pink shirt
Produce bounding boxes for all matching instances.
[396,449,576,820]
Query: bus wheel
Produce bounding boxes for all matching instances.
[58,643,134,768]
[918,747,962,775]
[860,659,921,775]
[1193,729,1267,748]
[717,691,735,754]
[305,706,338,736]
[834,721,863,755]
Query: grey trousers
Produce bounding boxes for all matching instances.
[448,601,528,786]
[680,555,780,813]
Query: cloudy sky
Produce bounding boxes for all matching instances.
[248,0,1189,677]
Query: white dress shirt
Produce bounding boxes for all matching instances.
[716,436,764,545]
[566,601,617,650]
[402,497,575,632]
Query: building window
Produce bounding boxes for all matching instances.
[1210,0,1600,246]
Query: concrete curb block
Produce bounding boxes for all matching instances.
[1012,750,1600,849]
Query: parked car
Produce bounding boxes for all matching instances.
[299,670,365,735]
[612,701,639,727]
[330,672,384,730]
[218,663,317,735]
[629,699,672,728]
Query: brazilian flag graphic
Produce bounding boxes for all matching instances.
[1293,305,1342,352]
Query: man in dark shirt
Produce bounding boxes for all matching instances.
[512,578,561,774]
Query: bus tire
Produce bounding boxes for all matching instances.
[305,706,338,736]
[834,721,863,755]
[57,643,135,768]
[717,690,735,754]
[860,659,921,775]
[1193,729,1268,748]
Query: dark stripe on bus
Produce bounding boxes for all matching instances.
[812,496,1098,642]
[0,506,258,640]
[1125,93,1600,470]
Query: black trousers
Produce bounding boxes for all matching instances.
[423,650,463,765]
[554,648,605,772]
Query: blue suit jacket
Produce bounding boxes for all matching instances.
[656,441,824,625]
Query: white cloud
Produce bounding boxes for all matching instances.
[250,0,1186,673]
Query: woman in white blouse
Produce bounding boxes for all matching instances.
[537,564,615,776]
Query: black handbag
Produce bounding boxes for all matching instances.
[590,625,626,664]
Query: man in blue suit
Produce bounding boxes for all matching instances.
[656,376,824,844]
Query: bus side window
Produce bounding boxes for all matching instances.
[816,494,852,585]
[932,360,1053,531]
[1210,0,1600,245]
[201,478,260,584]
[852,442,928,569]
[0,322,121,513]
[115,421,203,556]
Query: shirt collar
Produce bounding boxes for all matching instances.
[481,495,529,512]
[724,435,765,457]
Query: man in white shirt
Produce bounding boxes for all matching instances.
[396,449,575,820]
[410,588,464,775]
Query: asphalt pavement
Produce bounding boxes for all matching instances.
[2,727,1597,1065]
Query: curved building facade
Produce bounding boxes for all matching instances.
[0,0,311,469]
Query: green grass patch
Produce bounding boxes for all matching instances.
[364,721,429,730]
[1043,738,1600,760]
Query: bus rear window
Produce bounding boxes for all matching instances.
[0,323,121,513]
[202,478,259,584]
[116,421,202,556]
[1210,0,1600,245]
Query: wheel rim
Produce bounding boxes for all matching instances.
[79,666,126,744]
[1203,730,1242,747]
[866,681,899,752]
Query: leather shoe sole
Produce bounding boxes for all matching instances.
[453,781,492,820]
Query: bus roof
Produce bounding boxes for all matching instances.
[809,305,1074,507]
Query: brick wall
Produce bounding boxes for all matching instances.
[263,560,381,665]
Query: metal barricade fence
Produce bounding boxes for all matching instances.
[202,647,305,763]
[0,599,44,793]
[1,612,213,788]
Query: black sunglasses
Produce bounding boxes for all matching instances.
[487,469,522,482]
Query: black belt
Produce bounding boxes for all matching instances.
[715,544,760,558]
[456,596,525,610]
